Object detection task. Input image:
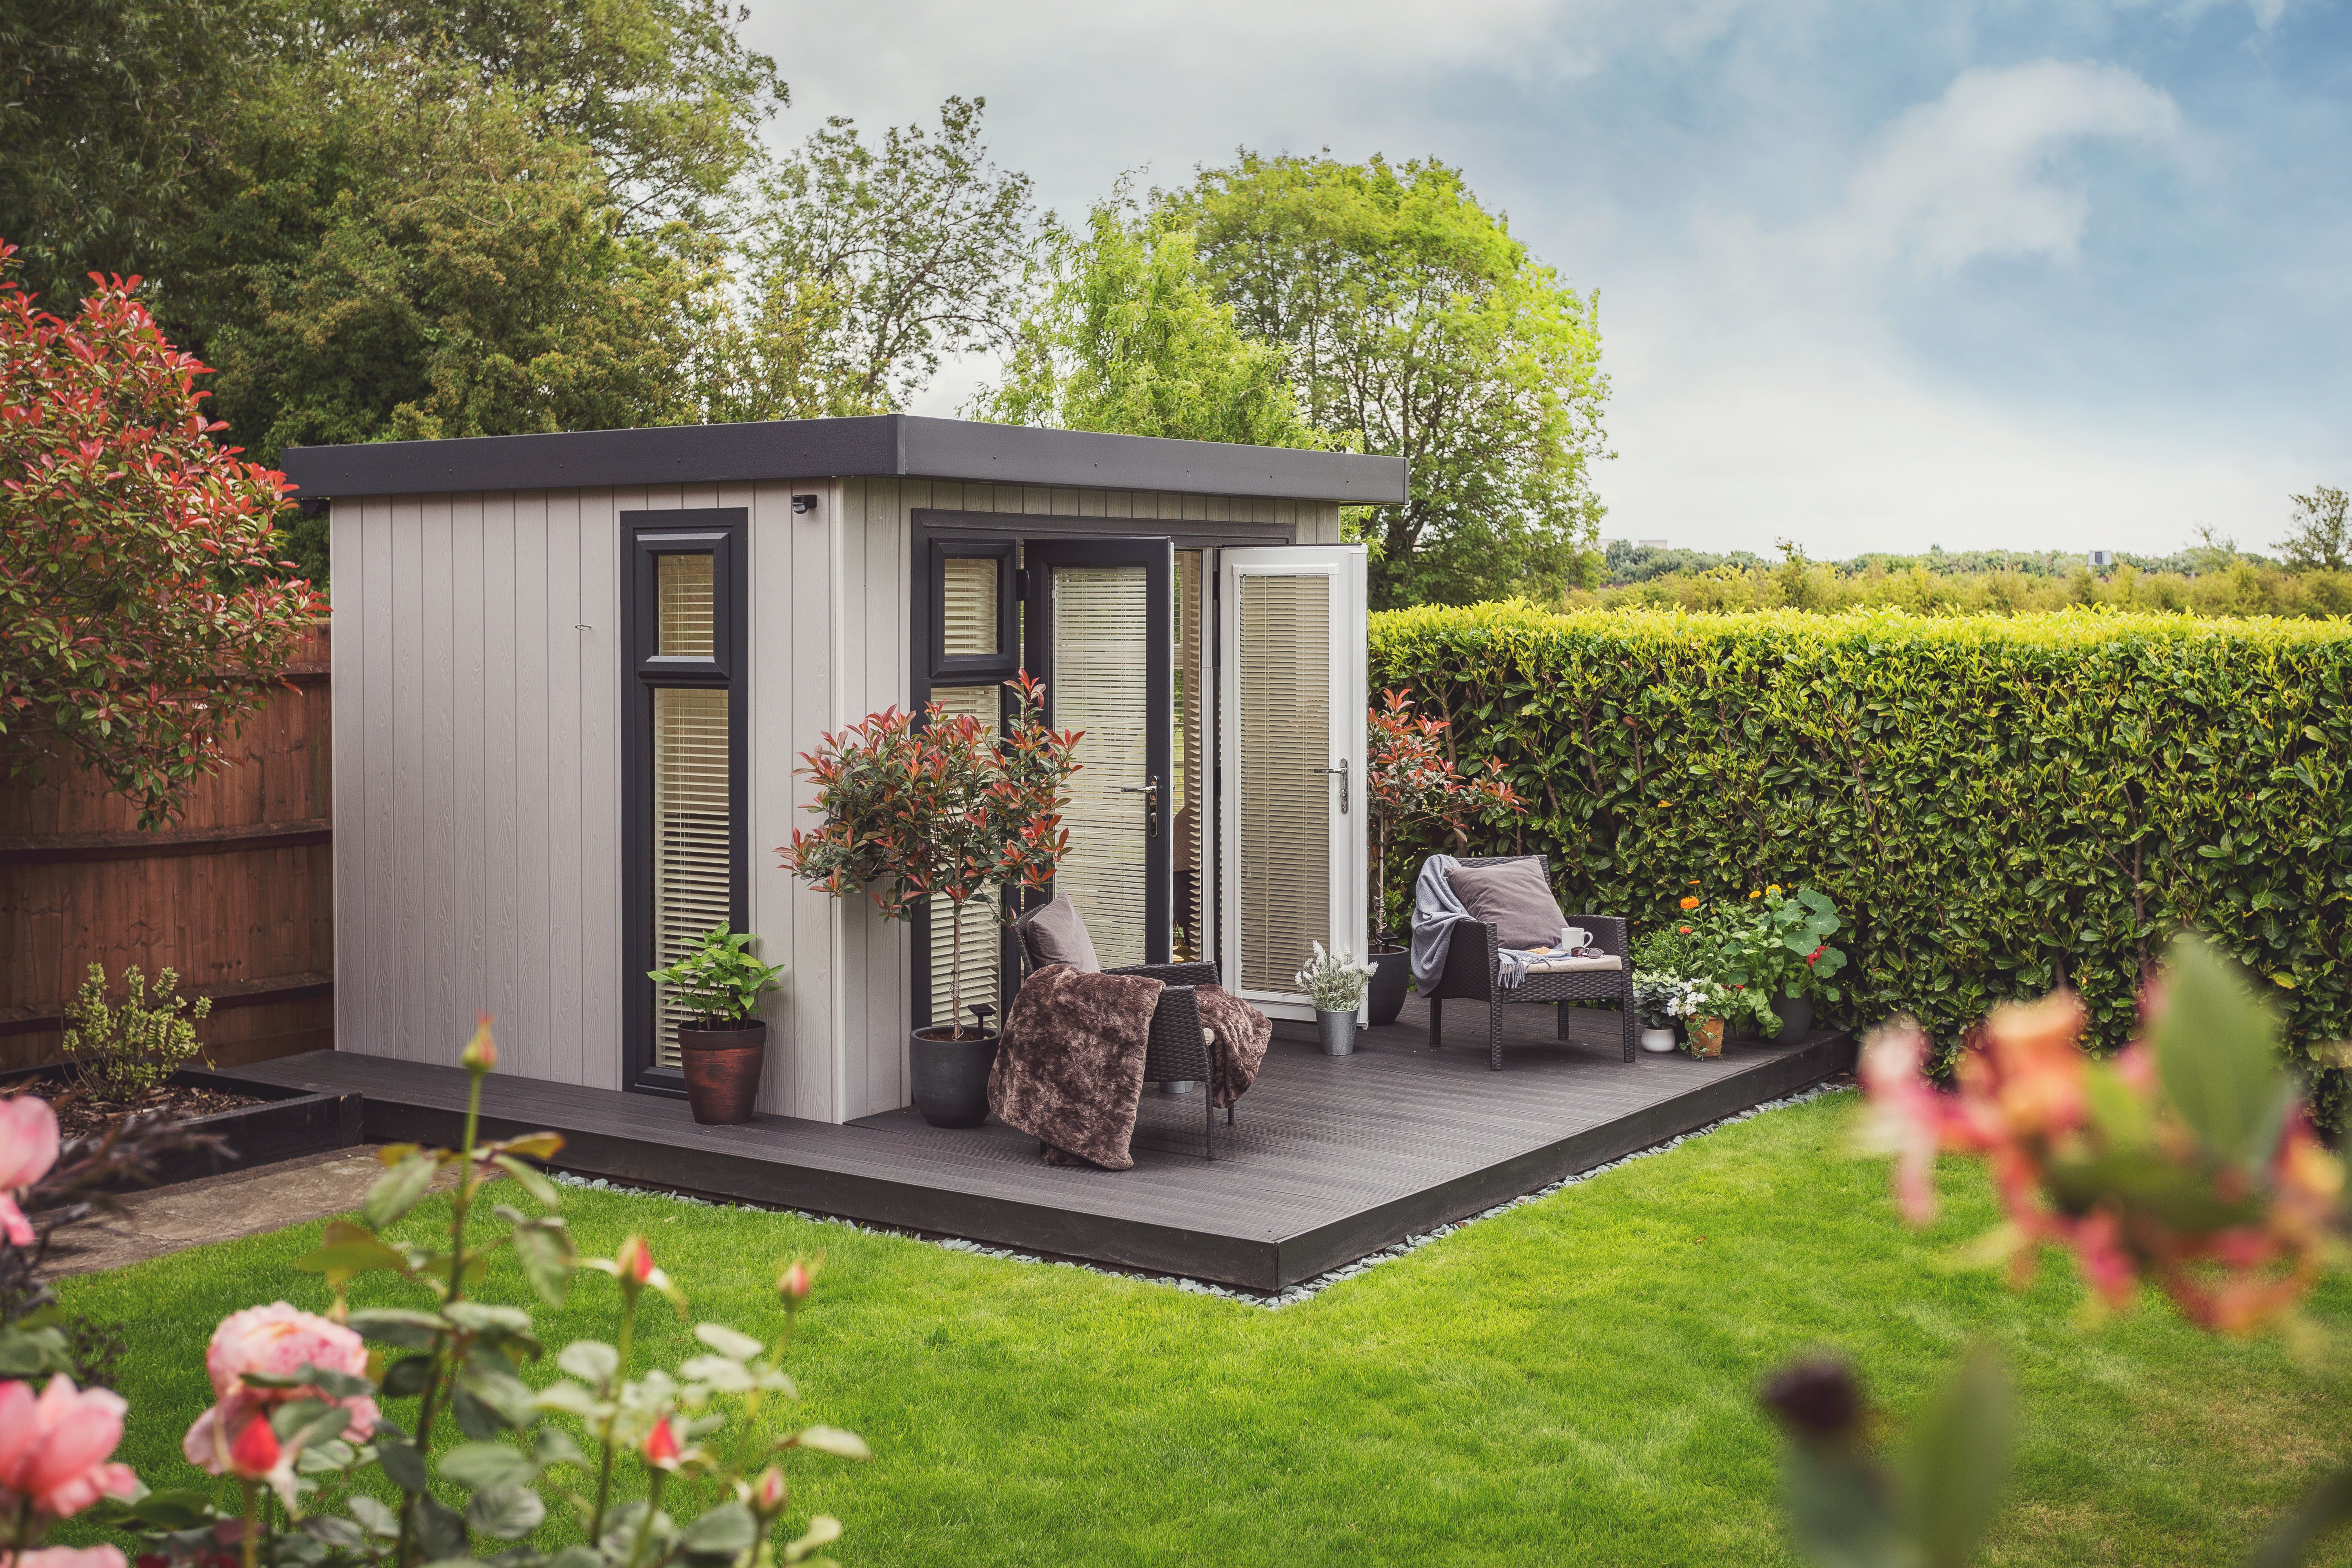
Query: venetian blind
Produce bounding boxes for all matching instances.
[651,686,731,1067]
[941,557,999,658]
[1175,550,1205,961]
[657,554,715,657]
[1051,566,1150,970]
[925,684,1000,1028]
[1236,574,1330,993]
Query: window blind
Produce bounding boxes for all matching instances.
[657,554,715,658]
[651,686,732,1067]
[1236,574,1330,993]
[925,684,1002,1027]
[1051,566,1150,970]
[941,557,999,658]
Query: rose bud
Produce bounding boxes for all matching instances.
[227,1415,282,1481]
[460,1016,499,1074]
[753,1466,788,1514]
[616,1234,655,1285]
[643,1417,681,1470]
[777,1260,812,1307]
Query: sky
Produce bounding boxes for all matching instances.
[735,0,2351,560]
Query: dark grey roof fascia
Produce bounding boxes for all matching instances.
[276,414,1408,506]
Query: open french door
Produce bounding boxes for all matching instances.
[1025,539,1174,969]
[1219,546,1368,1020]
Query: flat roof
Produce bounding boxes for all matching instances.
[276,414,1408,506]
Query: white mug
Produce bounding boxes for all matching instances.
[1560,925,1592,952]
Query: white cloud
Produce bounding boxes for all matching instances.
[1823,60,2180,272]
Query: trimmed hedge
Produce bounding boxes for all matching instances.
[1370,604,2352,1092]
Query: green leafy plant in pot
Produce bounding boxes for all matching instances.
[1721,884,1847,1044]
[646,925,785,1124]
[782,672,1082,1127]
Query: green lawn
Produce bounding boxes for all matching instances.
[58,1091,2352,1566]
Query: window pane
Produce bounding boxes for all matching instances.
[658,553,715,657]
[941,556,999,658]
[925,685,1002,1028]
[1236,574,1330,993]
[1051,566,1150,970]
[652,687,731,1067]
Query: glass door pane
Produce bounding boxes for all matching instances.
[1234,575,1330,992]
[651,686,731,1067]
[924,684,1001,1028]
[1026,540,1172,970]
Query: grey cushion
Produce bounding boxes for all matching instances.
[1446,859,1569,951]
[1025,895,1100,973]
[1522,953,1623,973]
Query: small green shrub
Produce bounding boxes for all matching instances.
[1370,604,2352,1102]
[644,925,784,1026]
[61,962,212,1101]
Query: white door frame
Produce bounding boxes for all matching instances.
[1217,546,1368,1021]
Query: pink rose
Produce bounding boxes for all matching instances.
[0,1094,61,1246]
[10,1548,128,1568]
[0,1376,138,1518]
[183,1303,378,1475]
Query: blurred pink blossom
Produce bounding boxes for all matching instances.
[0,1093,60,1246]
[0,1376,137,1518]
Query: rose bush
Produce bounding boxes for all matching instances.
[0,1018,868,1568]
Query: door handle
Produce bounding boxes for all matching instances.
[1310,759,1349,814]
[1119,776,1160,838]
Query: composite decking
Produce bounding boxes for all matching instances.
[224,998,1853,1291]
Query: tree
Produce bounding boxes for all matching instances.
[2278,485,2349,574]
[733,97,1035,419]
[970,190,1324,447]
[0,246,321,827]
[1169,152,1611,608]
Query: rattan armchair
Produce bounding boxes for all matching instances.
[1422,854,1637,1069]
[1009,910,1233,1160]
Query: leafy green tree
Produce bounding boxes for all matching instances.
[2278,485,2349,574]
[970,190,1322,447]
[733,96,1035,419]
[1170,152,1610,608]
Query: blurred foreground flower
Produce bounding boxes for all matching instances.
[1861,935,2343,1333]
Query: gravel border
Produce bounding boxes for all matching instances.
[551,1081,1856,1307]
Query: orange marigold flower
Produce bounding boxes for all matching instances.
[1679,896,1699,910]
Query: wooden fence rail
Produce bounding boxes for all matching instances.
[0,624,334,1071]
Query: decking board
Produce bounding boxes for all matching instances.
[224,998,1853,1290]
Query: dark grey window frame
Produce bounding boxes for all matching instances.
[925,537,1019,685]
[622,508,749,1097]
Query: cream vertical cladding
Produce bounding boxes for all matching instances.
[576,488,627,1089]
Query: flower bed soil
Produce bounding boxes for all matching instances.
[2,1065,363,1192]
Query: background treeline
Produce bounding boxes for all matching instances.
[0,0,1608,606]
[1370,603,2352,1121]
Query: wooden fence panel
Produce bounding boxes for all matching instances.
[0,625,334,1070]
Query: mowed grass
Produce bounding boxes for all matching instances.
[58,1092,2352,1566]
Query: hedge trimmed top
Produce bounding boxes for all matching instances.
[1370,602,2352,1116]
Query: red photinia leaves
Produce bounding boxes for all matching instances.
[779,670,1082,923]
[0,241,323,827]
[1368,686,1523,844]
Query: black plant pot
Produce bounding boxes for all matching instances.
[1367,946,1412,1028]
[677,1020,768,1125]
[911,1027,999,1128]
[1769,994,1814,1046]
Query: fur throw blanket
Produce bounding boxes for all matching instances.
[1195,984,1270,1109]
[989,964,1163,1169]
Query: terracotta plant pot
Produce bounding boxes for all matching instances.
[911,1027,999,1128]
[677,1020,767,1125]
[1686,1017,1725,1058]
[1770,993,1814,1045]
[1366,946,1412,1027]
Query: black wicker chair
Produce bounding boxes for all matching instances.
[1421,854,1636,1070]
[1009,909,1234,1160]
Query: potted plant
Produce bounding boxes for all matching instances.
[1297,942,1378,1056]
[646,925,785,1123]
[1630,970,1683,1054]
[1365,688,1523,1025]
[1721,883,1849,1044]
[1668,977,1728,1058]
[783,672,1082,1127]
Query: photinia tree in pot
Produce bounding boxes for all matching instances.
[780,673,1082,1127]
[1363,689,1523,1024]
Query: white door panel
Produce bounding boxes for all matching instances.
[1219,546,1368,1020]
